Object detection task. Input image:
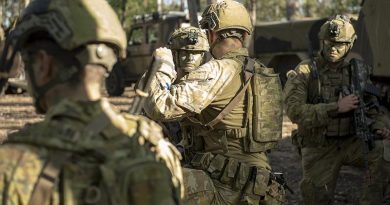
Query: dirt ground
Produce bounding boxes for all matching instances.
[0,89,381,204]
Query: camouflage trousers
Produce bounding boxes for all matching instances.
[383,139,390,204]
[300,137,384,205]
[181,153,286,205]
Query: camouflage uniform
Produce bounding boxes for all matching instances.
[143,1,286,204]
[0,99,183,204]
[0,0,183,204]
[159,26,209,144]
[284,15,389,204]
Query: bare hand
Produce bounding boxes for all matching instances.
[376,128,390,139]
[337,94,359,113]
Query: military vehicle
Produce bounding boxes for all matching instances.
[250,0,389,106]
[249,17,327,86]
[105,11,189,96]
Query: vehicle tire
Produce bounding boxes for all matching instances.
[105,63,125,96]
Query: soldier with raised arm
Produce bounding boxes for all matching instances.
[0,0,183,204]
[143,0,286,204]
[284,15,390,204]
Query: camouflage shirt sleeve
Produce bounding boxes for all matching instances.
[123,115,184,203]
[0,144,48,205]
[283,61,338,128]
[143,59,239,121]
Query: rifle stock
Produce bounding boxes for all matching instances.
[128,57,157,115]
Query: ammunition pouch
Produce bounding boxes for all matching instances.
[290,129,302,147]
[190,152,286,203]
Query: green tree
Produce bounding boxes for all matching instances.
[303,0,361,18]
[108,0,157,30]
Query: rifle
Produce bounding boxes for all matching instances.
[350,58,377,183]
[128,57,157,115]
[271,172,294,194]
[350,59,376,150]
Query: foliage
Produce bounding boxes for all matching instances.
[108,0,157,30]
[241,0,362,22]
[303,0,362,18]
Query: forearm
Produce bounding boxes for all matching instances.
[284,72,338,128]
[286,97,338,128]
[143,72,195,121]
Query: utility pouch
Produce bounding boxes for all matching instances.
[190,152,213,170]
[219,158,239,185]
[207,154,227,179]
[240,167,287,204]
[253,167,270,196]
[234,162,251,191]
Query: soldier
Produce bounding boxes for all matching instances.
[0,0,183,204]
[159,26,209,144]
[168,26,209,80]
[143,0,286,204]
[284,15,390,204]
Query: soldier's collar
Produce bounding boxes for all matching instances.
[220,47,249,59]
[45,98,107,122]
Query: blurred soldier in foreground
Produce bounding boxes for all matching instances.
[143,0,286,204]
[0,0,183,204]
[284,15,390,204]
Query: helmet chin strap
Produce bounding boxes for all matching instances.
[26,64,79,114]
[209,38,219,59]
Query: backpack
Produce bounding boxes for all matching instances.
[205,57,283,152]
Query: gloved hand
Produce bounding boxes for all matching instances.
[154,47,174,67]
[153,47,176,80]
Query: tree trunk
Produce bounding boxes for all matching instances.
[157,0,163,13]
[180,0,185,11]
[249,0,256,25]
[187,0,199,27]
[286,0,300,20]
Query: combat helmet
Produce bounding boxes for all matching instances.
[168,26,209,52]
[1,0,127,73]
[199,0,252,35]
[319,15,357,43]
[0,0,127,113]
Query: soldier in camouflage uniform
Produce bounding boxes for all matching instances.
[143,0,286,204]
[159,26,209,145]
[168,26,209,80]
[284,15,390,204]
[0,0,183,204]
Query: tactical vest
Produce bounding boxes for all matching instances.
[5,113,180,205]
[182,56,283,155]
[307,59,355,137]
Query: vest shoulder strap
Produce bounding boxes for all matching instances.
[205,57,255,129]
